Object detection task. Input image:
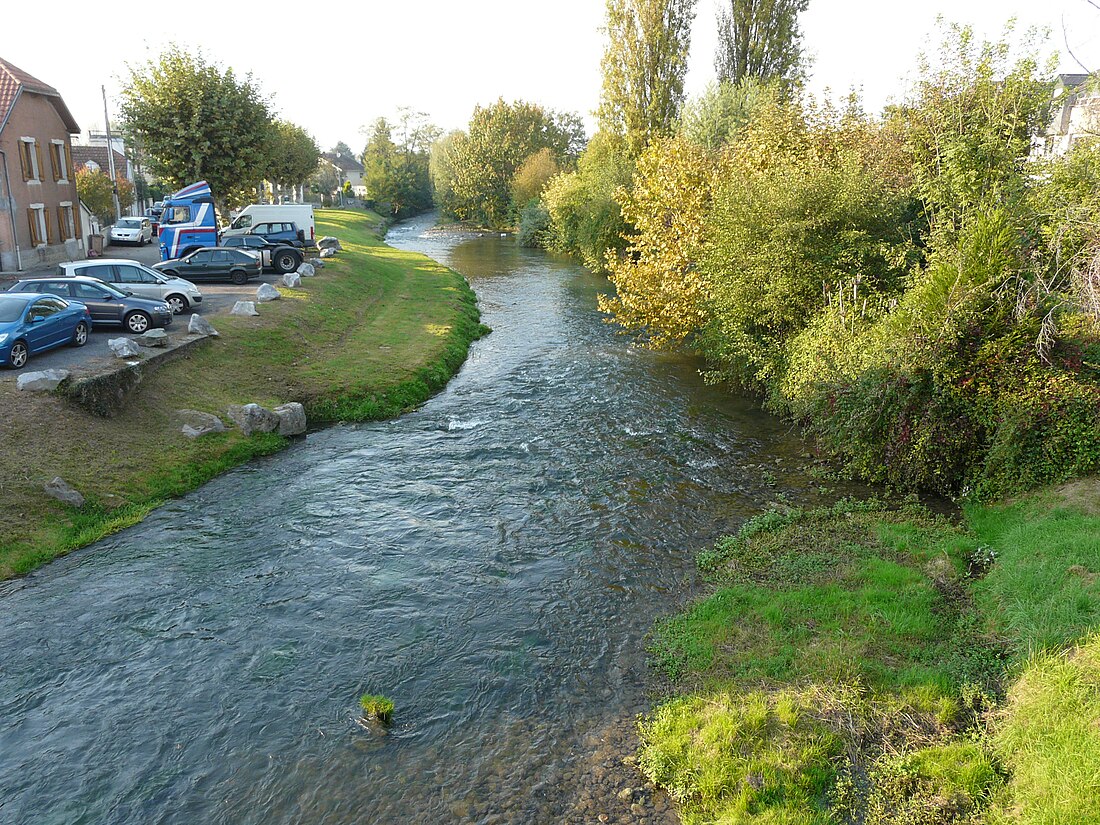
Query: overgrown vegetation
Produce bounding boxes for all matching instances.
[638,481,1100,824]
[0,209,484,579]
[360,694,395,724]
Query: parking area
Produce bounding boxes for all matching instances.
[0,240,288,379]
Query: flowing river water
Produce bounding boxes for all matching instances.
[0,217,863,824]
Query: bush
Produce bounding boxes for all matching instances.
[516,200,551,248]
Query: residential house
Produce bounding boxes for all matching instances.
[321,151,367,198]
[0,57,82,271]
[1035,73,1099,158]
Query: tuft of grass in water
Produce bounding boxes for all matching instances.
[360,694,395,724]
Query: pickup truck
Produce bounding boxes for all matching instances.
[220,235,304,274]
[247,221,316,249]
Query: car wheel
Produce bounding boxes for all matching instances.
[165,294,188,315]
[125,311,152,333]
[272,249,299,274]
[71,321,89,347]
[230,269,247,285]
[8,340,28,369]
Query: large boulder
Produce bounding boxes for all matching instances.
[16,369,70,392]
[309,258,325,270]
[319,247,337,259]
[317,236,342,251]
[175,409,226,439]
[274,402,307,436]
[108,337,142,358]
[282,272,302,288]
[138,329,169,348]
[230,301,259,316]
[227,403,280,436]
[297,262,316,277]
[44,477,84,508]
[256,283,281,303]
[188,314,219,337]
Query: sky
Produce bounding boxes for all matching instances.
[4,0,1098,153]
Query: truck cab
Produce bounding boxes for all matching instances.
[158,181,219,261]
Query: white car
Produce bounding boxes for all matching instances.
[109,217,153,245]
[55,259,203,315]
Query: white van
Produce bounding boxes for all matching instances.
[222,204,315,243]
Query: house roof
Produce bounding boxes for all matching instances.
[0,56,80,137]
[323,152,364,173]
[72,144,128,174]
[1057,73,1095,91]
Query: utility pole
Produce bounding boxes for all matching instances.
[102,85,121,222]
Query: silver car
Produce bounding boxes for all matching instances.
[109,217,153,245]
[56,259,203,315]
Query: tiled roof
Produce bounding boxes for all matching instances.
[323,152,364,173]
[1058,73,1095,90]
[0,56,80,136]
[72,144,128,174]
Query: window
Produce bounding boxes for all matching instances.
[74,283,110,300]
[57,203,75,241]
[49,141,69,182]
[232,214,253,229]
[165,206,191,224]
[19,138,41,182]
[211,250,231,263]
[78,264,114,281]
[26,206,46,246]
[27,300,60,322]
[38,281,73,298]
[117,265,156,284]
[188,250,212,264]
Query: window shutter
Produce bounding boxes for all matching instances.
[27,209,40,245]
[57,207,67,241]
[50,144,59,181]
[19,143,30,181]
[45,208,55,244]
[66,144,74,181]
[35,143,45,181]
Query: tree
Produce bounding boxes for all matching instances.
[361,113,436,218]
[115,175,135,213]
[714,0,809,87]
[511,148,560,210]
[677,78,778,151]
[119,45,274,214]
[598,0,698,156]
[76,167,115,223]
[265,121,320,193]
[309,160,341,206]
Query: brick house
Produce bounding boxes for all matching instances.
[0,57,82,272]
[1034,73,1100,158]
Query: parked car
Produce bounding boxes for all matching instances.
[109,217,153,246]
[219,235,303,274]
[0,293,91,369]
[8,277,173,334]
[152,247,263,285]
[56,259,203,315]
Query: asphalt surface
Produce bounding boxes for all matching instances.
[1,240,287,379]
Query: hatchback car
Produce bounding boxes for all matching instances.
[152,247,263,284]
[109,217,153,246]
[56,259,203,315]
[8,277,173,334]
[0,293,91,369]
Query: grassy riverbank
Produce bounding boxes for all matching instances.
[639,482,1100,824]
[0,208,486,579]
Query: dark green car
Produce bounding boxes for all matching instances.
[152,247,263,285]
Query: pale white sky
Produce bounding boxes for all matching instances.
[4,0,1098,153]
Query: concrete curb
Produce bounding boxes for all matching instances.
[63,333,213,417]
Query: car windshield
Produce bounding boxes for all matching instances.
[0,298,30,323]
[117,219,141,228]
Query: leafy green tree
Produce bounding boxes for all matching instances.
[446,99,584,227]
[265,120,320,191]
[677,77,778,151]
[115,176,135,213]
[362,113,435,218]
[119,45,274,213]
[76,167,115,223]
[714,0,809,87]
[510,148,560,211]
[309,160,341,206]
[598,0,698,156]
[430,130,466,219]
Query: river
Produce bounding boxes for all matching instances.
[0,216,857,824]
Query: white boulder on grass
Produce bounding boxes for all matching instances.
[317,236,342,251]
[274,403,307,436]
[138,329,169,348]
[226,403,280,436]
[188,314,219,337]
[44,477,84,507]
[230,301,259,316]
[108,337,142,358]
[309,258,325,269]
[297,263,316,277]
[319,247,337,259]
[256,283,281,302]
[282,272,301,288]
[16,369,70,392]
[175,409,226,439]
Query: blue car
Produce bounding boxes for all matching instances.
[0,293,91,370]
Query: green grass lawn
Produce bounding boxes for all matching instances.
[640,483,1100,825]
[0,209,485,579]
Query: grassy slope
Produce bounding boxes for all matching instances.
[0,209,485,579]
[640,483,1100,824]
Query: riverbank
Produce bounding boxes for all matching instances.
[0,208,486,579]
[637,480,1100,824]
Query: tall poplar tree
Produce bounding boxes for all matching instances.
[598,0,698,156]
[714,0,809,87]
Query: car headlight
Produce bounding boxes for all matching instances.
[0,333,8,344]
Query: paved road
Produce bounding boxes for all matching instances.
[1,241,286,379]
